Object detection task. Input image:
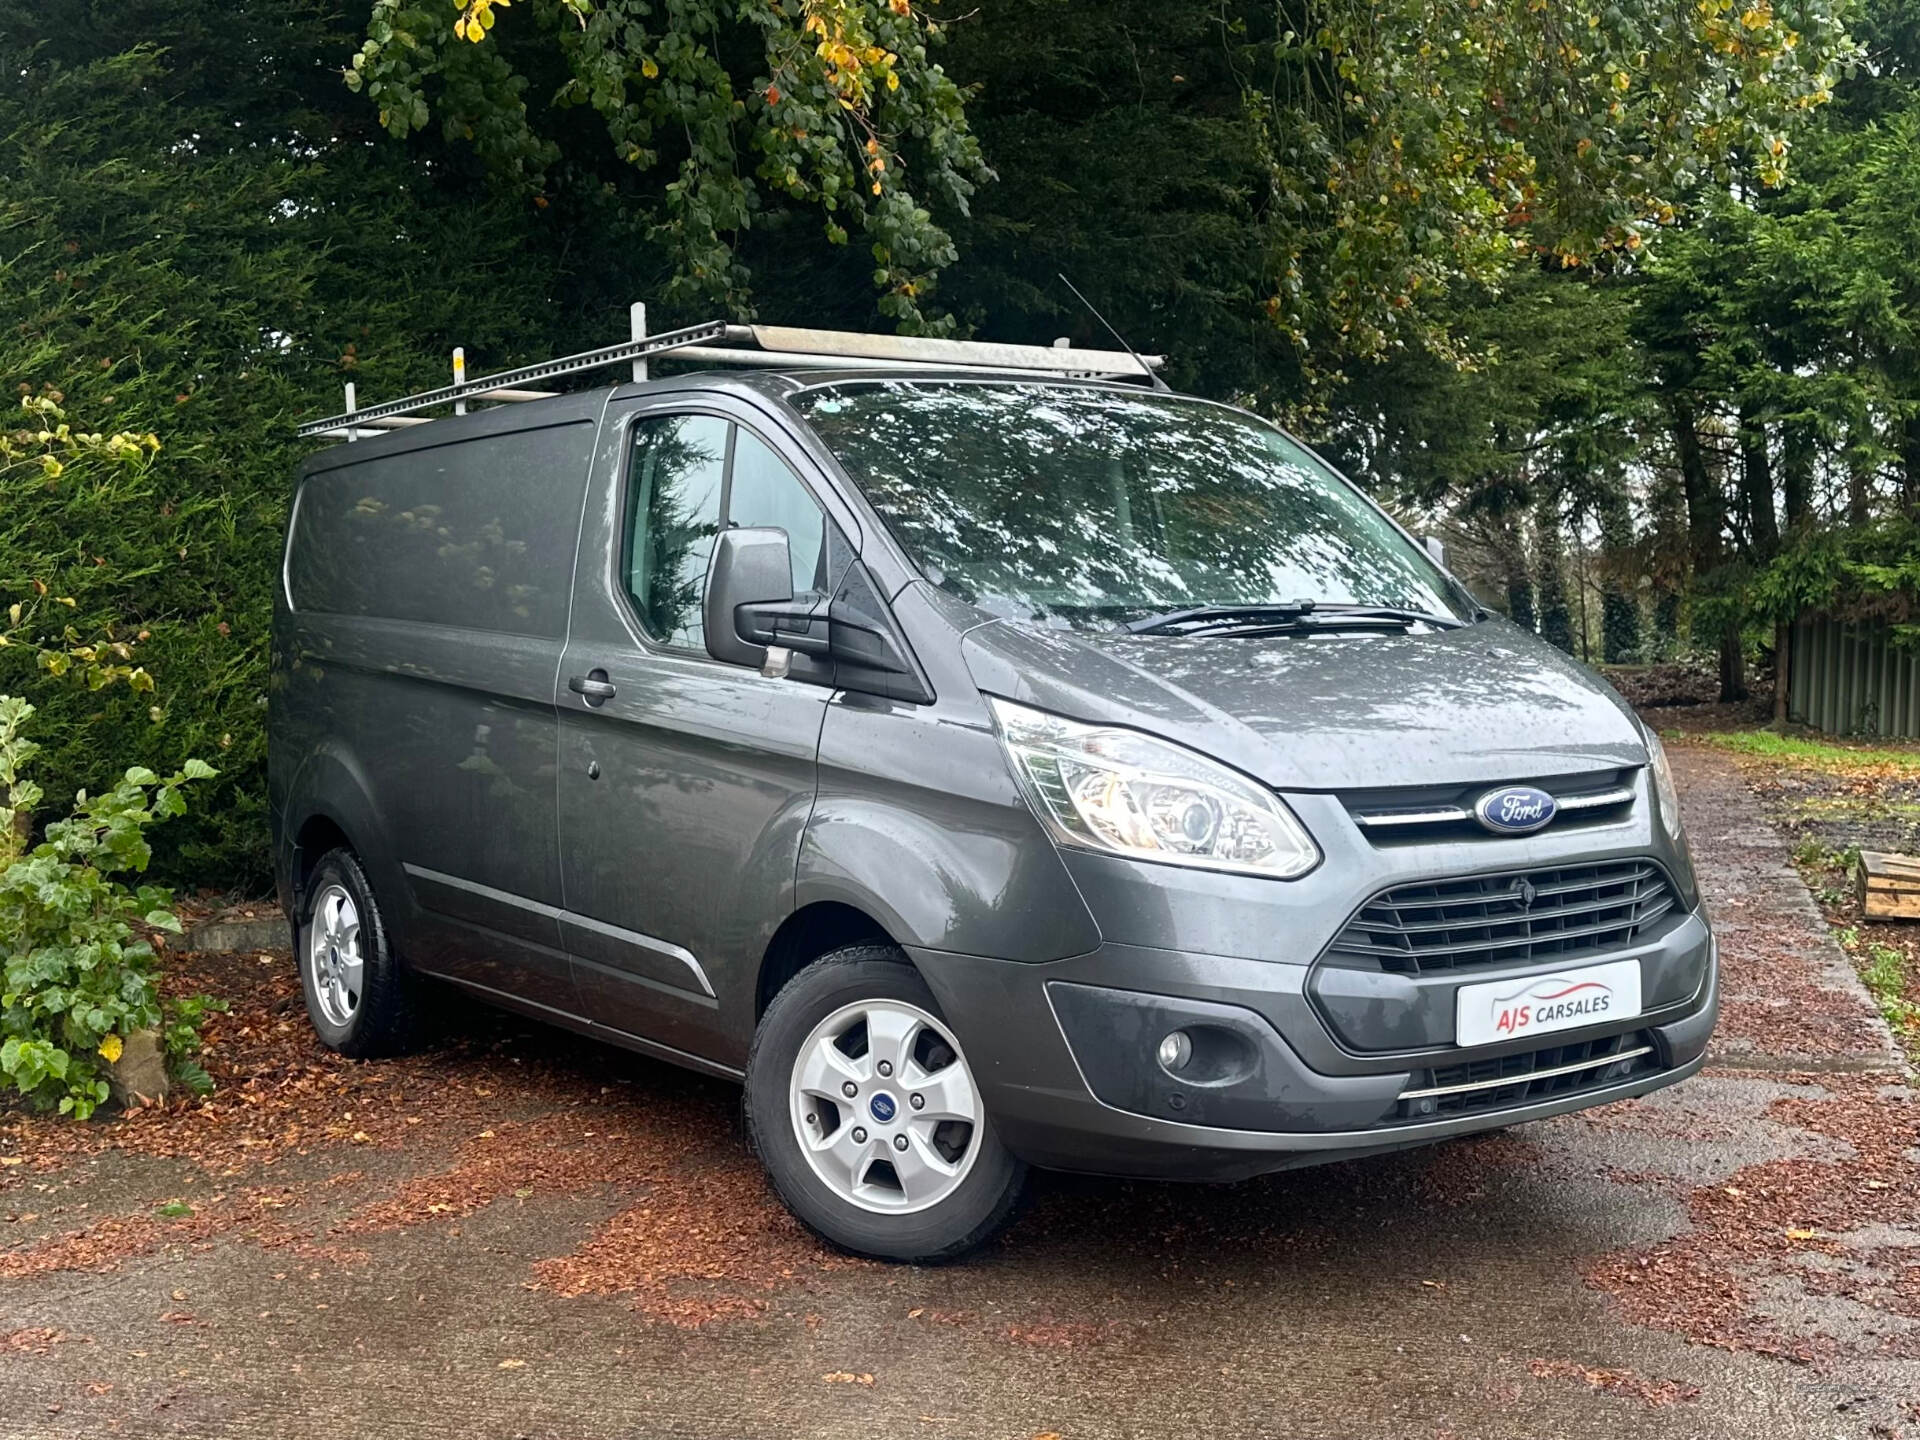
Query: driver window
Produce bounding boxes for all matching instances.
[726,427,827,595]
[624,414,727,649]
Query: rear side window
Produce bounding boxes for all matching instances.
[622,414,826,651]
[287,419,594,638]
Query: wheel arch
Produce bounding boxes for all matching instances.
[278,744,404,935]
[755,901,896,1018]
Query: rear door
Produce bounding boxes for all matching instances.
[554,394,850,1066]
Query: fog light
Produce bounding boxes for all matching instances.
[1157,1030,1193,1073]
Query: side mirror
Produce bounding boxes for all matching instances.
[1422,535,1448,568]
[704,527,830,670]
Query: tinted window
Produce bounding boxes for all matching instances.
[288,419,594,638]
[727,428,827,594]
[794,381,1464,631]
[623,414,727,649]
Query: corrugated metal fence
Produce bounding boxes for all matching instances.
[1789,618,1920,738]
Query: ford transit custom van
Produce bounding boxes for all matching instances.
[272,337,1715,1261]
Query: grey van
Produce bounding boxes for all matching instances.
[271,343,1716,1261]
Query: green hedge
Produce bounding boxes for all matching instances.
[0,20,594,888]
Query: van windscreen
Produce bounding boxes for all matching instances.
[793,381,1466,631]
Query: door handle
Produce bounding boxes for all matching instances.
[568,669,617,706]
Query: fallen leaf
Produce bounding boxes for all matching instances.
[822,1371,875,1386]
[0,1157,22,1168]
[497,1358,525,1369]
[1786,1228,1818,1241]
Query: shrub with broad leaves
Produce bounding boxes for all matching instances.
[0,695,221,1118]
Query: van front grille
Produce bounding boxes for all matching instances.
[1324,860,1677,976]
[1387,1030,1658,1123]
[1343,772,1636,843]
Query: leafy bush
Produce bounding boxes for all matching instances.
[0,696,218,1118]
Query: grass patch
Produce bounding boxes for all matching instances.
[1836,926,1920,1053]
[1685,729,1920,774]
[1791,841,1862,908]
[1788,850,1920,1060]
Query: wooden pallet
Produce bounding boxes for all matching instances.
[1858,851,1920,920]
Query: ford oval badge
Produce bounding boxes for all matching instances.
[1474,785,1557,835]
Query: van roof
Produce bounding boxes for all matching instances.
[295,366,1165,477]
[296,315,1166,446]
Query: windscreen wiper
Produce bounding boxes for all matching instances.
[1126,601,1466,636]
[1125,602,1320,635]
[1306,605,1467,630]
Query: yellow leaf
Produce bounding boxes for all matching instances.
[0,1156,24,1167]
[641,56,659,78]
[1786,1227,1818,1241]
[98,1034,124,1064]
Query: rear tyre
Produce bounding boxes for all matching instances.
[298,848,417,1058]
[746,945,1026,1262]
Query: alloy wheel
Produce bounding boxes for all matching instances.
[788,998,982,1214]
[307,882,364,1028]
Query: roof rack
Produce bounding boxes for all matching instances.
[300,303,1165,440]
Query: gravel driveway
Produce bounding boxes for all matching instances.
[2,743,1915,1440]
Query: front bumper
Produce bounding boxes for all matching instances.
[910,926,1717,1182]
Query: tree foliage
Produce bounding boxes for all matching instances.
[348,0,987,327]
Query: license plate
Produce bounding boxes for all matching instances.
[1454,958,1642,1048]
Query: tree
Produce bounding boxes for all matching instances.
[347,0,987,329]
[923,0,1851,409]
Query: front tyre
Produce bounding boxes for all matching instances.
[745,946,1026,1262]
[298,848,417,1058]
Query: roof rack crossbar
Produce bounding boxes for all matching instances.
[297,319,729,437]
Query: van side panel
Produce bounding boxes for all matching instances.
[276,402,602,1017]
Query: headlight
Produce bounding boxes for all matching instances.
[987,697,1320,878]
[1644,727,1683,837]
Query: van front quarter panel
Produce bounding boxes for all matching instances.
[799,691,1101,964]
